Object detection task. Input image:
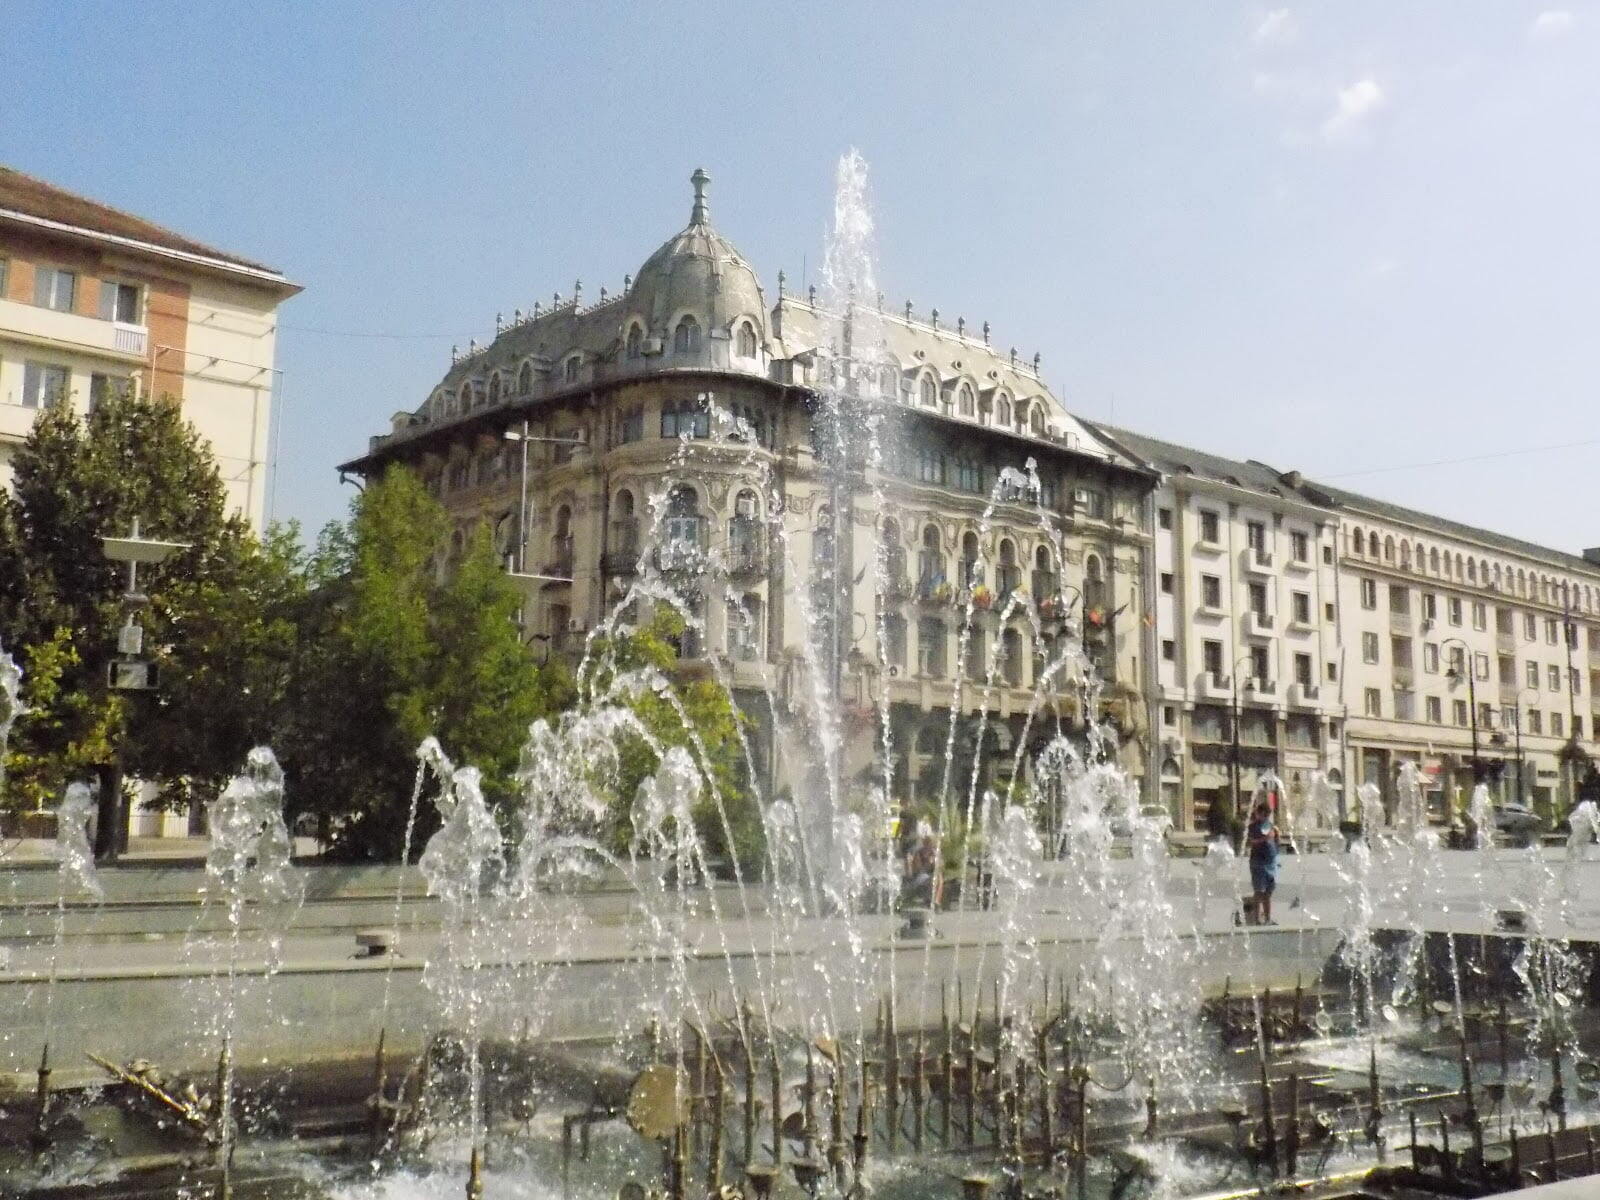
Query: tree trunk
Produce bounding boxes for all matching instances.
[93,760,124,864]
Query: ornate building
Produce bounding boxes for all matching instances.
[342,171,1157,808]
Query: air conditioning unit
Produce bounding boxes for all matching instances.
[1420,618,1435,633]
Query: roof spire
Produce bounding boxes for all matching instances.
[690,167,711,225]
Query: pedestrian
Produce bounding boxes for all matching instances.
[1246,799,1279,925]
[903,820,941,909]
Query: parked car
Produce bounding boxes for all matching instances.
[1493,803,1541,846]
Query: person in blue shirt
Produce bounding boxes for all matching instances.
[1246,800,1280,925]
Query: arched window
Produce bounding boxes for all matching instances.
[882,518,906,586]
[880,368,899,400]
[729,489,762,572]
[729,593,763,660]
[1429,547,1440,573]
[517,361,533,393]
[997,538,1019,598]
[736,321,758,358]
[1400,542,1411,569]
[625,325,643,359]
[673,315,701,353]
[814,505,834,566]
[551,504,573,571]
[996,394,1012,427]
[1353,529,1365,555]
[662,486,703,565]
[1415,542,1425,572]
[661,394,710,439]
[961,530,982,588]
[1085,554,1106,609]
[612,488,638,560]
[957,383,975,417]
[1030,406,1046,436]
[920,375,937,407]
[488,373,501,405]
[918,524,945,595]
[1002,627,1025,687]
[1033,544,1057,599]
[1383,536,1395,562]
[564,356,581,383]
[1467,558,1477,583]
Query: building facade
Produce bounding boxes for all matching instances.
[0,167,299,529]
[343,171,1156,812]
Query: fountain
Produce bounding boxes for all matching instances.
[8,160,1600,1200]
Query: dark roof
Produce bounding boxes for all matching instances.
[1086,422,1309,501]
[0,166,280,275]
[1090,419,1600,577]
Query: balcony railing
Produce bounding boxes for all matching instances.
[1245,610,1275,639]
[995,565,1021,601]
[1289,681,1320,706]
[1244,676,1277,695]
[543,536,575,578]
[1031,570,1058,601]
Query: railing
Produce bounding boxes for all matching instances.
[113,325,147,355]
[1245,676,1277,694]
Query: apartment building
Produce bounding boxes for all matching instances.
[1325,483,1600,820]
[0,167,299,529]
[342,170,1156,807]
[1090,426,1345,831]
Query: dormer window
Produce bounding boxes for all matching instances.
[957,383,975,417]
[488,373,501,404]
[517,361,533,394]
[564,355,581,383]
[736,321,758,358]
[1030,406,1045,437]
[626,325,643,359]
[673,315,702,353]
[996,395,1012,427]
[919,376,936,407]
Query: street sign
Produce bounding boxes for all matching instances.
[108,659,157,691]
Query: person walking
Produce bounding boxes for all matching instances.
[1246,799,1280,925]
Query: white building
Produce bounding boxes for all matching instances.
[0,166,299,529]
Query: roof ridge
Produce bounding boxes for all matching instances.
[0,164,277,274]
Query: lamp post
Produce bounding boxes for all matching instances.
[1512,686,1540,808]
[502,423,588,575]
[1443,637,1486,786]
[96,518,189,863]
[1229,651,1258,850]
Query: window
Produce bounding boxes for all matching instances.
[617,405,644,444]
[516,362,533,393]
[1426,696,1442,723]
[1247,521,1266,553]
[1001,628,1025,686]
[1075,488,1107,519]
[1361,632,1380,664]
[1290,592,1310,624]
[1547,617,1560,645]
[88,372,131,410]
[1472,602,1487,631]
[1475,652,1489,681]
[1248,581,1268,616]
[33,266,75,312]
[1447,597,1463,626]
[1249,644,1269,681]
[1360,578,1378,610]
[98,280,140,323]
[1201,575,1221,608]
[995,396,1011,425]
[1323,545,1334,565]
[0,258,7,295]
[882,614,907,669]
[1529,709,1543,735]
[728,594,763,660]
[1550,664,1562,692]
[1525,613,1538,641]
[21,361,69,408]
[957,384,975,416]
[1422,593,1437,622]
[1364,688,1381,717]
[953,458,983,493]
[1199,510,1220,543]
[1291,530,1309,562]
[916,447,946,486]
[1160,572,1174,594]
[1572,667,1583,695]
[1453,699,1468,726]
[1328,661,1338,681]
[673,315,701,353]
[1161,639,1176,661]
[1423,643,1439,673]
[1447,644,1466,676]
[1553,712,1565,737]
[564,356,581,383]
[1294,652,1312,687]
[919,376,937,407]
[1158,508,1173,531]
[736,321,758,358]
[1577,715,1585,740]
[1390,585,1410,614]
[661,394,709,439]
[1528,661,1541,688]
[1325,601,1336,621]
[1203,639,1223,677]
[917,618,947,678]
[626,325,644,359]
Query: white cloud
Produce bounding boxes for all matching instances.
[1529,10,1575,40]
[1253,9,1297,46]
[1320,78,1387,142]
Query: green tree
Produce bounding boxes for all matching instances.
[0,391,294,854]
[279,467,566,858]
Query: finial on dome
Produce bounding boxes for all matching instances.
[777,269,786,297]
[931,307,939,331]
[1032,351,1041,372]
[690,167,711,225]
[599,285,607,302]
[623,274,632,294]
[495,313,503,334]
[904,300,913,321]
[534,301,542,318]
[451,344,458,363]
[513,308,522,324]
[957,316,965,338]
[573,280,582,308]
[808,285,816,306]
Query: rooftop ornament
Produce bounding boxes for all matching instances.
[982,320,991,345]
[777,269,786,297]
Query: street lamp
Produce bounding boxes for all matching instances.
[1511,685,1540,808]
[1229,650,1260,848]
[97,518,189,862]
[1443,637,1487,785]
[502,422,587,576]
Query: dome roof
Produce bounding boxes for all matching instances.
[626,169,767,338]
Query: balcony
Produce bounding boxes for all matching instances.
[0,298,149,363]
[879,573,914,602]
[1195,671,1232,701]
[1243,547,1275,576]
[1389,609,1412,634]
[1288,681,1321,707]
[542,536,575,580]
[727,540,767,577]
[1031,570,1059,601]
[1393,665,1415,689]
[1244,676,1277,696]
[1244,610,1275,639]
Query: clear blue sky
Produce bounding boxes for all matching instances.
[3,2,1596,551]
